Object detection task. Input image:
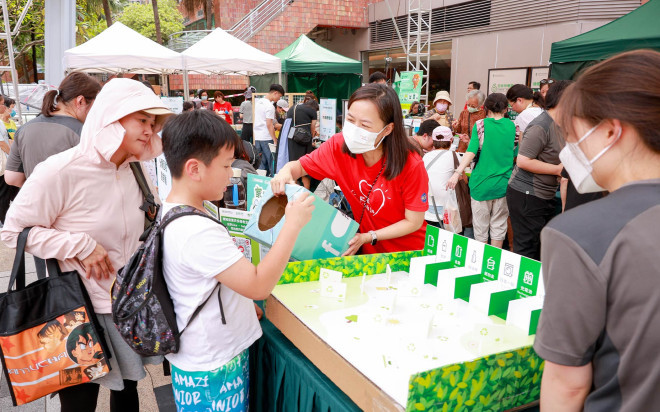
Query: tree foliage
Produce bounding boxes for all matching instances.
[118,0,184,44]
[0,0,45,81]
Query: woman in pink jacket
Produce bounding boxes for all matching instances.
[1,79,173,412]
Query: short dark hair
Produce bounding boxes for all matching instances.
[484,93,509,114]
[343,84,417,180]
[162,110,241,178]
[4,97,15,107]
[199,89,208,96]
[270,84,285,95]
[369,71,388,83]
[304,98,319,111]
[544,80,572,110]
[418,119,440,137]
[433,140,452,150]
[468,81,481,90]
[507,84,544,108]
[182,101,194,111]
[214,91,224,99]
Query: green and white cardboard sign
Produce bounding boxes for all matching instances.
[423,225,453,263]
[203,201,263,264]
[482,245,502,282]
[247,174,272,212]
[496,250,521,290]
[450,234,469,268]
[465,238,485,274]
[424,224,439,256]
[421,225,544,334]
[516,258,542,298]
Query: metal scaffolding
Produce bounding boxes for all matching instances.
[406,0,432,104]
[0,0,33,124]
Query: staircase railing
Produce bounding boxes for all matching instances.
[230,0,294,42]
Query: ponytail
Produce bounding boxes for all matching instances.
[40,72,102,117]
[532,91,545,109]
[41,90,59,117]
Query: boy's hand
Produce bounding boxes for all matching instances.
[271,169,295,195]
[285,192,315,229]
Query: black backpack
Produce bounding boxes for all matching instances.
[111,204,227,357]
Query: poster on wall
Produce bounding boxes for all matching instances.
[319,98,337,141]
[395,71,423,104]
[160,96,183,114]
[487,68,529,95]
[530,67,550,91]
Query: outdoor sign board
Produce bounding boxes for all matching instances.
[319,98,337,141]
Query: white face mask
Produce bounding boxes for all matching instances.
[559,122,620,193]
[342,120,387,154]
[467,106,479,114]
[435,102,448,112]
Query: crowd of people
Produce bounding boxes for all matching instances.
[0,49,658,412]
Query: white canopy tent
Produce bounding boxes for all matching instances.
[63,22,184,74]
[181,28,281,98]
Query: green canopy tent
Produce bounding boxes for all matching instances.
[250,35,362,101]
[550,0,660,80]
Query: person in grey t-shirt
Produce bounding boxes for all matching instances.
[4,72,100,279]
[534,50,660,412]
[5,72,101,187]
[505,81,571,260]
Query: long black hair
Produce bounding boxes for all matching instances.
[342,84,416,180]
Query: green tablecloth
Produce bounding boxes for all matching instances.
[250,319,361,412]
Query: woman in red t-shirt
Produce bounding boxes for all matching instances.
[213,91,233,124]
[272,84,429,255]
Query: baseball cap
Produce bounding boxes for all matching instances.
[276,99,289,110]
[432,126,454,141]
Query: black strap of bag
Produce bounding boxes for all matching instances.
[158,209,228,328]
[130,162,160,241]
[7,227,30,292]
[6,228,69,292]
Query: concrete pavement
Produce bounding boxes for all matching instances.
[0,242,173,411]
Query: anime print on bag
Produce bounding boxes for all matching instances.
[0,227,111,406]
[0,309,110,405]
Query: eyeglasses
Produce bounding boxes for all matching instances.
[539,79,555,85]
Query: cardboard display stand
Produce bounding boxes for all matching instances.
[266,226,544,412]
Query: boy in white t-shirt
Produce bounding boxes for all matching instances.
[160,110,314,411]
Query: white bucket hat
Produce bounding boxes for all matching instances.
[432,90,453,105]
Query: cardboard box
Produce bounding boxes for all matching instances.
[244,184,359,261]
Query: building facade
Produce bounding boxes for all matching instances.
[171,0,371,92]
[364,0,641,114]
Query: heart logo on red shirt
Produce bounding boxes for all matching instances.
[359,179,387,216]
